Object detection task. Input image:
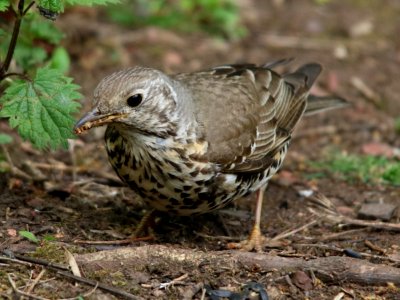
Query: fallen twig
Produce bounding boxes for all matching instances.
[351,76,381,107]
[1,145,32,180]
[271,218,320,241]
[76,244,400,285]
[307,194,400,232]
[159,273,189,289]
[2,252,139,299]
[8,273,49,300]
[57,270,139,300]
[73,236,154,245]
[11,253,70,271]
[294,243,400,264]
[25,268,46,295]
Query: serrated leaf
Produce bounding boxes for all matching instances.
[19,230,40,243]
[65,0,120,6]
[0,0,9,11]
[0,133,13,144]
[38,0,63,19]
[0,67,82,149]
[49,47,70,73]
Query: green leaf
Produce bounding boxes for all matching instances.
[382,164,400,186]
[0,0,9,11]
[49,47,70,73]
[0,14,64,70]
[43,234,57,241]
[19,230,40,243]
[0,133,13,144]
[65,0,120,6]
[0,67,82,149]
[28,15,64,44]
[38,0,64,14]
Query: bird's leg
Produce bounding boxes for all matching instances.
[130,209,157,238]
[228,185,267,252]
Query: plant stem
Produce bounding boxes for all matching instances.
[0,0,32,81]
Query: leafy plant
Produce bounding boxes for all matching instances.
[0,0,119,150]
[310,151,400,186]
[19,230,40,243]
[107,0,245,39]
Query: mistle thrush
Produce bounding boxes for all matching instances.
[74,59,347,251]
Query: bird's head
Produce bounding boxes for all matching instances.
[74,67,180,137]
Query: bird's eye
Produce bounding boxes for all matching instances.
[127,94,143,107]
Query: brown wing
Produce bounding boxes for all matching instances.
[172,61,322,173]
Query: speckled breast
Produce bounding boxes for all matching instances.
[104,126,288,216]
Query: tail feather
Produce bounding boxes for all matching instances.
[305,95,349,115]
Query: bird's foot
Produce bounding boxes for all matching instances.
[129,209,157,239]
[227,225,266,252]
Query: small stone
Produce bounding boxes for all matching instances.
[152,290,165,298]
[358,203,397,221]
[291,271,313,291]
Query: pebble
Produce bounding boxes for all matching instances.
[358,203,397,221]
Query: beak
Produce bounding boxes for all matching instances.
[74,108,127,134]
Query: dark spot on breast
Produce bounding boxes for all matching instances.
[271,159,279,169]
[107,148,117,159]
[180,192,191,198]
[106,130,119,144]
[190,170,200,177]
[122,153,130,166]
[185,162,194,168]
[155,164,164,175]
[173,148,186,159]
[168,198,180,205]
[182,185,192,191]
[150,175,158,184]
[147,195,156,201]
[204,179,213,186]
[136,189,146,198]
[207,197,215,204]
[114,161,122,170]
[143,168,150,181]
[183,198,193,205]
[200,168,210,175]
[198,192,210,200]
[168,160,182,173]
[128,181,139,190]
[158,193,168,200]
[130,159,138,170]
[168,172,182,182]
[193,187,202,193]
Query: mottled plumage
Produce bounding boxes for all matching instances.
[75,60,347,250]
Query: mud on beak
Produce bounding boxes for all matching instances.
[74,108,127,134]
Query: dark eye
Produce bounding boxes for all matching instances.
[127,94,143,107]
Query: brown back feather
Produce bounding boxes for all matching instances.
[173,62,322,173]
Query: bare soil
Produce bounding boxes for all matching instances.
[1,0,400,299]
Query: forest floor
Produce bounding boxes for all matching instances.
[1,0,400,299]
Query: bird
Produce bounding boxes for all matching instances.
[74,59,347,251]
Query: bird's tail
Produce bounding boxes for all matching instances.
[305,95,349,115]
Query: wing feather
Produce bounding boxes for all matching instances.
[172,61,322,174]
